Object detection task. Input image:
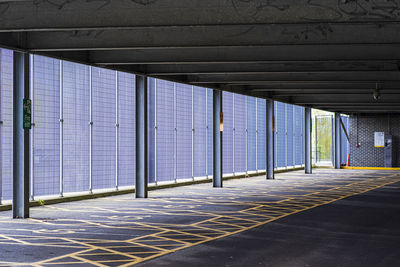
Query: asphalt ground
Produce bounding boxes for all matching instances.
[139,181,400,267]
[0,169,398,266]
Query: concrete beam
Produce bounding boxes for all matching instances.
[269,93,400,105]
[246,81,400,91]
[270,91,400,97]
[184,72,400,84]
[2,23,400,51]
[60,45,400,66]
[134,62,400,76]
[0,1,398,31]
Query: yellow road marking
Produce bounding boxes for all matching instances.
[0,171,398,266]
[341,166,400,170]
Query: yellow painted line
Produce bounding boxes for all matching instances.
[35,248,95,266]
[126,176,400,266]
[0,172,398,267]
[37,237,141,266]
[0,234,30,245]
[39,262,85,265]
[341,166,400,170]
[70,255,108,267]
[153,234,191,245]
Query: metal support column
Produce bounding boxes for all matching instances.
[266,100,274,179]
[334,112,341,169]
[213,90,223,188]
[305,108,312,174]
[135,75,148,198]
[13,52,30,218]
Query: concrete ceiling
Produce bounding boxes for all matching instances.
[1,0,400,113]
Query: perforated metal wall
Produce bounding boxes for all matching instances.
[0,49,13,201]
[0,53,308,202]
[63,61,90,193]
[234,94,246,174]
[118,72,136,187]
[257,99,266,171]
[32,55,60,197]
[223,92,234,175]
[156,80,175,182]
[247,97,257,172]
[193,86,207,178]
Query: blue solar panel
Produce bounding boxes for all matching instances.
[234,94,246,173]
[257,99,266,171]
[207,89,213,176]
[246,96,257,172]
[223,92,234,174]
[92,67,116,190]
[276,102,286,168]
[118,72,135,187]
[176,83,192,180]
[147,78,156,184]
[193,86,207,177]
[32,55,60,197]
[156,79,175,182]
[0,49,13,201]
[63,61,90,193]
[286,104,294,167]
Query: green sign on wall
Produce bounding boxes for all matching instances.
[23,98,32,129]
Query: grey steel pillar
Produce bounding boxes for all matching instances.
[213,90,223,188]
[304,108,312,174]
[13,52,30,218]
[135,75,148,198]
[334,112,341,169]
[266,100,274,179]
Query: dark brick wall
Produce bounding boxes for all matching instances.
[349,114,400,167]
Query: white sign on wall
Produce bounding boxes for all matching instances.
[374,132,385,147]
